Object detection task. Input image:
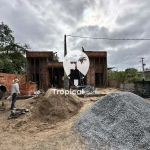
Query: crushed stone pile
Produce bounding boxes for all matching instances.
[31,88,83,124]
[73,92,150,150]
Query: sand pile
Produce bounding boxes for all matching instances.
[31,88,83,124]
[73,92,150,150]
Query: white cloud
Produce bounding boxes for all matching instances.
[0,0,150,70]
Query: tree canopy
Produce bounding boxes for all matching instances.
[0,22,29,74]
[125,68,138,77]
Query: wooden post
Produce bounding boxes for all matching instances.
[99,57,100,87]
[52,53,54,87]
[105,53,108,87]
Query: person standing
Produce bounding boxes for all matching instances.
[10,78,20,110]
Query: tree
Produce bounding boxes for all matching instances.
[0,22,14,54]
[78,56,86,64]
[0,22,29,74]
[108,70,119,80]
[125,68,138,77]
[125,68,142,82]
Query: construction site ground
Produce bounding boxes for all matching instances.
[0,87,146,150]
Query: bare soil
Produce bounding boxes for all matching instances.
[0,88,118,150]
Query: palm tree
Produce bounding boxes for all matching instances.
[78,56,86,64]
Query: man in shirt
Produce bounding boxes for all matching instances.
[10,78,20,110]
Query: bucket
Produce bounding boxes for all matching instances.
[0,85,7,99]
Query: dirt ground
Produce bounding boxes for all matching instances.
[0,88,119,150]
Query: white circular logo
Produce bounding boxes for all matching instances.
[63,50,89,86]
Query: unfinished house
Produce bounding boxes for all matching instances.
[26,51,107,90]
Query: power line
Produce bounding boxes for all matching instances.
[67,35,150,41]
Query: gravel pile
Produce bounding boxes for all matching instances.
[73,92,150,150]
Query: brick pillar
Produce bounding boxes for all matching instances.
[86,58,95,86]
[87,69,90,85]
[45,68,49,90]
[91,68,95,86]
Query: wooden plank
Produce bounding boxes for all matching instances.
[77,94,106,97]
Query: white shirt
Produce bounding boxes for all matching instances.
[10,83,20,95]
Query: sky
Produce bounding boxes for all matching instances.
[0,0,150,71]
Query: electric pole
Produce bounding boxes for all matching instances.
[140,58,146,78]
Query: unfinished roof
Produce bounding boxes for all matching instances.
[84,51,107,57]
[26,51,53,57]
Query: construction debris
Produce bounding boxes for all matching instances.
[90,98,98,101]
[73,91,150,150]
[8,108,29,119]
[19,82,38,96]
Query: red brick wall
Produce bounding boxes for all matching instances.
[86,58,95,86]
[87,68,95,86]
[86,57,107,87]
[45,68,49,90]
[0,73,26,92]
[19,82,37,96]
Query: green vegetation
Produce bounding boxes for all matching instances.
[0,22,29,74]
[108,68,143,83]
